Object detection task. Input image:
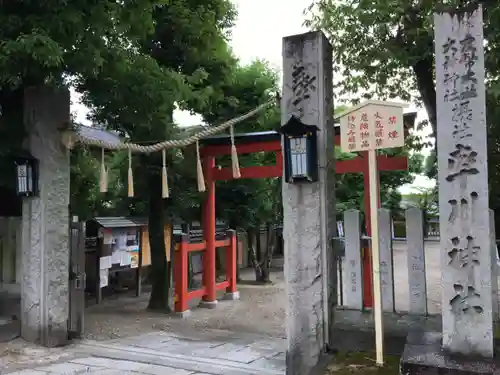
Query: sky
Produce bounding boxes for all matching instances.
[71,0,434,194]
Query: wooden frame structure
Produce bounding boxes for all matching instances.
[173,230,237,313]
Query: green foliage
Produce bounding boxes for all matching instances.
[0,1,162,89]
[201,60,281,229]
[304,0,500,137]
[305,0,500,178]
[306,0,500,228]
[335,146,423,214]
[401,186,438,216]
[305,0,435,105]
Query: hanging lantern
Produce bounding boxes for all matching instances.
[278,115,319,184]
[14,154,39,197]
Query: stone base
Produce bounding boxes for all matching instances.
[222,292,240,301]
[400,331,500,374]
[199,300,218,309]
[172,310,191,319]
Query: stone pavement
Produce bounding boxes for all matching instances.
[3,329,286,375]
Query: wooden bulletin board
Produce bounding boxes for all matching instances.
[140,223,172,266]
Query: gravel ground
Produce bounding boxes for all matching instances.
[83,268,286,341]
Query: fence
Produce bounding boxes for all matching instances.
[336,207,499,316]
[173,230,237,314]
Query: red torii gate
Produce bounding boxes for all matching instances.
[198,112,416,309]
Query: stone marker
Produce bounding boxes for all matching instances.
[21,86,71,347]
[435,4,493,357]
[378,208,395,312]
[405,207,427,315]
[343,210,363,310]
[401,7,497,373]
[489,209,499,320]
[281,31,335,375]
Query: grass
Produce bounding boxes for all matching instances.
[323,352,400,374]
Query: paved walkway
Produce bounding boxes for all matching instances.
[4,330,286,375]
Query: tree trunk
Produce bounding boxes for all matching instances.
[146,166,171,312]
[413,57,437,140]
[258,223,276,283]
[256,225,262,263]
[247,228,261,281]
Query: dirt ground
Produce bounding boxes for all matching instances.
[83,268,286,341]
[322,352,400,374]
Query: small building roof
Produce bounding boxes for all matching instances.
[93,217,148,228]
[75,124,122,146]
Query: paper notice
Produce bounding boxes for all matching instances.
[99,256,112,270]
[111,251,121,264]
[99,269,109,288]
[130,251,139,268]
[120,252,132,267]
[115,231,127,250]
[103,229,113,245]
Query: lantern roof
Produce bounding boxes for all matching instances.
[278,115,319,136]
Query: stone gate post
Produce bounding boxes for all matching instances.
[281,31,336,375]
[21,86,71,347]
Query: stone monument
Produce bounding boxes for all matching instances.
[401,5,500,373]
[281,31,336,375]
[21,86,71,347]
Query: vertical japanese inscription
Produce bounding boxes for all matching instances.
[440,14,484,317]
[347,115,357,151]
[290,62,317,118]
[435,7,491,351]
[359,112,370,149]
[374,111,384,148]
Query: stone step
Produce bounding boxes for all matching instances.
[74,341,285,375]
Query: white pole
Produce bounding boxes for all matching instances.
[368,148,384,365]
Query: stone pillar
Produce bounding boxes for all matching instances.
[21,86,71,347]
[281,31,336,375]
[434,5,493,357]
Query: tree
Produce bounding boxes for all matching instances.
[306,0,500,232]
[78,1,238,311]
[0,1,165,183]
[0,1,240,312]
[202,60,282,283]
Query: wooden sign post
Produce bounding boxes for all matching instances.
[337,100,407,365]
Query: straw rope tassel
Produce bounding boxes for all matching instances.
[230,125,241,179]
[196,140,206,192]
[99,148,108,193]
[127,149,134,197]
[161,149,169,198]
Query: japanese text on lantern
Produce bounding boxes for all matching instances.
[441,21,483,316]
